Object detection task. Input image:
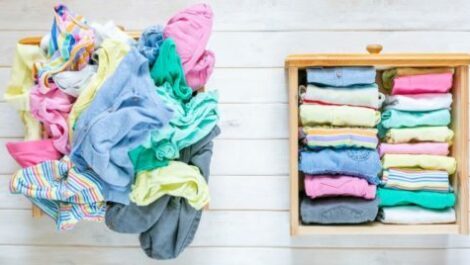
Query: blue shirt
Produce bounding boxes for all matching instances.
[307,67,376,87]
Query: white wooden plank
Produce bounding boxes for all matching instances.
[0,175,30,209]
[3,209,470,248]
[0,138,289,176]
[0,246,470,265]
[1,0,470,31]
[2,31,470,67]
[0,103,289,139]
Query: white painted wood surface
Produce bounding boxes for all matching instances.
[1,1,470,264]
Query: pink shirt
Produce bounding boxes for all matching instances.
[304,175,376,200]
[6,139,62,168]
[379,143,449,157]
[392,73,453,95]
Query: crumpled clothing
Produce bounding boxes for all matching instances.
[10,156,106,230]
[29,82,75,154]
[52,64,98,97]
[6,139,62,168]
[164,3,214,90]
[68,39,130,140]
[106,126,220,260]
[4,44,46,111]
[129,38,219,173]
[137,25,164,66]
[37,4,95,92]
[130,161,210,210]
[70,48,173,205]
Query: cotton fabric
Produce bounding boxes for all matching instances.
[382,154,456,174]
[303,127,378,149]
[300,104,380,127]
[379,143,449,157]
[304,175,376,200]
[383,93,452,112]
[378,188,455,210]
[380,109,451,129]
[384,126,454,144]
[378,206,456,224]
[381,169,450,192]
[53,64,97,97]
[391,73,453,95]
[382,67,454,90]
[306,67,376,87]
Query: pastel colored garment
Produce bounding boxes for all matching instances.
[300,104,380,128]
[164,3,214,90]
[391,73,453,95]
[304,175,376,200]
[68,39,130,139]
[378,206,456,224]
[4,44,46,111]
[379,143,449,157]
[70,48,173,205]
[18,111,42,140]
[137,25,164,66]
[29,83,75,154]
[382,154,456,174]
[106,126,219,260]
[10,156,106,230]
[129,39,219,173]
[91,21,135,48]
[302,84,383,109]
[306,67,376,87]
[301,196,379,224]
[130,161,209,210]
[52,64,97,97]
[380,109,451,129]
[6,139,62,168]
[299,149,381,184]
[383,93,452,112]
[303,127,378,149]
[382,67,454,90]
[378,188,455,210]
[384,127,454,144]
[382,169,450,192]
[37,4,95,92]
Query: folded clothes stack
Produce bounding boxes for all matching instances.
[4,3,219,260]
[378,67,457,224]
[299,67,382,224]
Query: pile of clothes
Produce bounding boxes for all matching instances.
[378,68,457,224]
[4,3,219,260]
[298,67,383,224]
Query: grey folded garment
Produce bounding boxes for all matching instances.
[300,196,379,224]
[105,126,220,260]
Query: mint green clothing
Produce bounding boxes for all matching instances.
[378,188,455,210]
[129,38,219,173]
[381,109,451,129]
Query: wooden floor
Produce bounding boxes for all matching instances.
[1,1,470,264]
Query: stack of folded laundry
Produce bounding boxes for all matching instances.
[378,67,457,224]
[4,3,219,260]
[298,67,383,224]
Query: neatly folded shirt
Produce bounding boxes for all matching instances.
[382,67,454,91]
[390,73,453,95]
[378,206,456,224]
[301,196,379,224]
[380,109,450,129]
[381,168,450,192]
[307,66,376,87]
[300,104,380,128]
[383,93,452,112]
[382,154,456,174]
[379,143,449,157]
[303,127,378,149]
[384,126,454,144]
[378,188,455,210]
[304,175,376,200]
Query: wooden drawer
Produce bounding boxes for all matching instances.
[285,45,470,235]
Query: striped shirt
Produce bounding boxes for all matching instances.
[303,127,378,149]
[10,156,106,230]
[381,168,450,192]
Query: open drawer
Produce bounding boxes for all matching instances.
[285,45,470,235]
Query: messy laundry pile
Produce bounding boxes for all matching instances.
[4,3,219,260]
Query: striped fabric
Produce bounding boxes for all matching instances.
[381,168,450,192]
[10,156,106,230]
[37,4,95,92]
[303,127,378,149]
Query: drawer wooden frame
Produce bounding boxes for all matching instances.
[286,49,470,235]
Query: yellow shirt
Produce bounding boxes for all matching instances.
[382,154,456,174]
[68,39,130,140]
[300,104,380,128]
[385,126,454,144]
[130,161,210,210]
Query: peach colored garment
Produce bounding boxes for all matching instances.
[379,143,449,157]
[391,73,453,95]
[304,175,376,200]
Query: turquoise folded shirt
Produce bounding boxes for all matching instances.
[378,188,455,210]
[381,109,451,129]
